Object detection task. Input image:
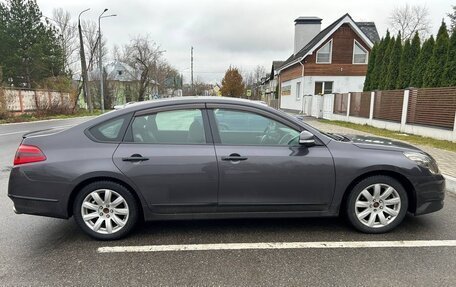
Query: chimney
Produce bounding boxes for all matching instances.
[294,17,322,55]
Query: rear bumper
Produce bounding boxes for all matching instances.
[8,167,72,219]
[412,174,445,216]
[9,194,68,219]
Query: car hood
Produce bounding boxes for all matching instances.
[344,134,421,152]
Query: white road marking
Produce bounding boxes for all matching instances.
[0,131,29,136]
[0,124,75,137]
[98,240,456,253]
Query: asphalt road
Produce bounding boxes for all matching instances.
[1,117,456,286]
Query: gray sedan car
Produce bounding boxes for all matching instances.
[8,97,445,240]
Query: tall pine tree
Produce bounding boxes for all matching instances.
[411,36,434,88]
[442,31,456,86]
[396,38,411,89]
[0,0,64,88]
[363,43,377,91]
[423,21,450,87]
[385,33,402,90]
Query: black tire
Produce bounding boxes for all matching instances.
[73,181,139,240]
[346,175,408,234]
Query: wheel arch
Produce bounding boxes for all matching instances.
[340,170,416,215]
[68,176,145,219]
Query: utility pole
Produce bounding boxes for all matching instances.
[191,46,194,95]
[78,8,91,113]
[98,9,117,113]
[98,9,107,113]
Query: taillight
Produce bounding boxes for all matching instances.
[13,144,47,165]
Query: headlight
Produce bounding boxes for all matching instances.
[403,152,440,174]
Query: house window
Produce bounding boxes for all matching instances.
[314,82,333,95]
[296,82,301,100]
[316,40,332,64]
[353,40,368,64]
[281,85,291,96]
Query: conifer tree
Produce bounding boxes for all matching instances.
[363,43,377,91]
[423,22,450,87]
[385,33,402,90]
[396,39,411,89]
[371,31,390,90]
[410,36,434,88]
[442,31,456,87]
[380,35,395,89]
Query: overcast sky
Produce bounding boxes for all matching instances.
[36,0,454,84]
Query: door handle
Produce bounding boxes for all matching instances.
[221,153,248,161]
[122,154,149,162]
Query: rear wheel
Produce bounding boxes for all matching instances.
[346,176,408,233]
[73,181,139,240]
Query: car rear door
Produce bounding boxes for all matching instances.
[112,104,218,213]
[207,104,335,212]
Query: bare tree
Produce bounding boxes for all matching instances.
[389,4,432,41]
[81,20,108,71]
[122,35,164,101]
[52,8,78,75]
[449,5,456,33]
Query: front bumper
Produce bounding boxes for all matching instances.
[412,174,445,216]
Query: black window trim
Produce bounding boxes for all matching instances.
[122,104,214,145]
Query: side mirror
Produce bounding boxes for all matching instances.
[299,131,315,146]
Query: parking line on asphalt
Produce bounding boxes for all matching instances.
[98,240,456,253]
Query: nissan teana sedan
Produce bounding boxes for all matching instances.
[8,97,445,240]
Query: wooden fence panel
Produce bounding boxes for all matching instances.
[373,90,404,122]
[349,92,371,118]
[407,87,456,129]
[334,93,348,114]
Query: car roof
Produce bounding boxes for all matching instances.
[120,96,266,111]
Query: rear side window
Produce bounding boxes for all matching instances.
[129,109,206,144]
[88,114,130,142]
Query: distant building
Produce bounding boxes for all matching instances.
[277,14,379,112]
[88,61,158,107]
[260,61,283,103]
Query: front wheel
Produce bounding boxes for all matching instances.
[73,181,139,240]
[346,176,408,233]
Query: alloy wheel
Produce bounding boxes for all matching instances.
[354,183,401,228]
[81,189,130,234]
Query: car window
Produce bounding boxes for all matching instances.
[213,109,300,146]
[88,116,127,142]
[131,109,206,144]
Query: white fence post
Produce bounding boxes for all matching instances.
[346,92,351,120]
[369,91,375,125]
[452,111,456,142]
[400,89,410,133]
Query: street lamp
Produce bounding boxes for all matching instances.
[98,8,117,113]
[78,8,91,113]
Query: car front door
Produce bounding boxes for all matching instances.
[207,105,335,212]
[113,105,218,213]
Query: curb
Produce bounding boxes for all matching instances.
[444,175,456,195]
[0,116,96,126]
